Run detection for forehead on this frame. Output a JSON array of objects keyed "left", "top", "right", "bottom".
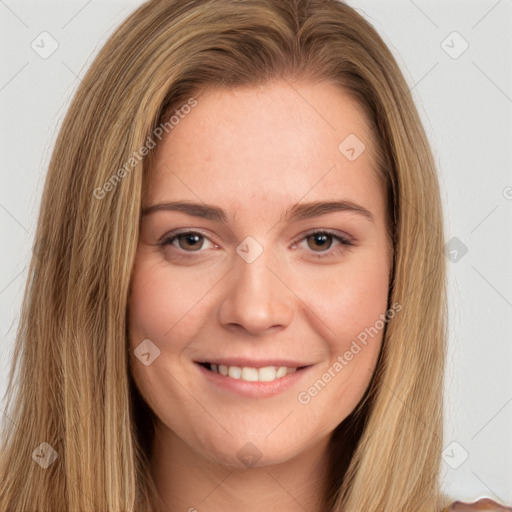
[{"left": 147, "top": 80, "right": 383, "bottom": 218}]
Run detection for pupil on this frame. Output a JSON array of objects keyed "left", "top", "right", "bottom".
[
  {"left": 310, "top": 233, "right": 332, "bottom": 251},
  {"left": 181, "top": 234, "right": 202, "bottom": 250}
]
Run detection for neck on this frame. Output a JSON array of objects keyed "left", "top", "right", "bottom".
[{"left": 150, "top": 424, "right": 332, "bottom": 512}]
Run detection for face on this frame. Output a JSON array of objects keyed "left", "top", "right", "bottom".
[{"left": 128, "top": 80, "right": 393, "bottom": 468}]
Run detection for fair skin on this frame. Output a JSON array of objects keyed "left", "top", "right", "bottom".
[{"left": 128, "top": 80, "right": 393, "bottom": 512}]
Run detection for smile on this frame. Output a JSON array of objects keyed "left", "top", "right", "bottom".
[
  {"left": 195, "top": 360, "right": 312, "bottom": 398},
  {"left": 199, "top": 362, "right": 301, "bottom": 382}
]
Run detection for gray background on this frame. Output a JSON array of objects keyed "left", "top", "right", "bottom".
[{"left": 1, "top": 0, "right": 511, "bottom": 503}]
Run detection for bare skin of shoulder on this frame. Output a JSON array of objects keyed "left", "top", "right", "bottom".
[{"left": 449, "top": 497, "right": 512, "bottom": 511}]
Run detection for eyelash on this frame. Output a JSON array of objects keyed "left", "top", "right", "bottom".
[{"left": 157, "top": 229, "right": 354, "bottom": 260}]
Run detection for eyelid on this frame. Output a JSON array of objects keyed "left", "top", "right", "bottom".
[
  {"left": 158, "top": 227, "right": 354, "bottom": 259},
  {"left": 159, "top": 228, "right": 352, "bottom": 246},
  {"left": 290, "top": 227, "right": 354, "bottom": 247},
  {"left": 157, "top": 228, "right": 218, "bottom": 247}
]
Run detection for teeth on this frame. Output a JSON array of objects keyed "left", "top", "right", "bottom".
[
  {"left": 209, "top": 364, "right": 298, "bottom": 382},
  {"left": 259, "top": 366, "right": 277, "bottom": 382},
  {"left": 278, "top": 366, "right": 290, "bottom": 378},
  {"left": 228, "top": 366, "right": 241, "bottom": 379}
]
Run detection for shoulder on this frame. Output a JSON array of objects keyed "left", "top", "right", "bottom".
[{"left": 442, "top": 497, "right": 512, "bottom": 511}]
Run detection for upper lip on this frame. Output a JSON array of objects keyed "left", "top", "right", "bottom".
[{"left": 195, "top": 358, "right": 312, "bottom": 369}]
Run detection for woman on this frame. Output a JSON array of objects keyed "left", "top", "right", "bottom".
[{"left": 0, "top": 0, "right": 509, "bottom": 511}]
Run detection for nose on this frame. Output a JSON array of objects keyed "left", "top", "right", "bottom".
[{"left": 217, "top": 246, "right": 295, "bottom": 336}]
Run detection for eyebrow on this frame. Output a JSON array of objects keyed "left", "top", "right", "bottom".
[{"left": 141, "top": 199, "right": 374, "bottom": 223}]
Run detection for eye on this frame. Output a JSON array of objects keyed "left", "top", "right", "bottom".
[
  {"left": 292, "top": 229, "right": 353, "bottom": 259},
  {"left": 158, "top": 230, "right": 216, "bottom": 253},
  {"left": 157, "top": 229, "right": 353, "bottom": 260}
]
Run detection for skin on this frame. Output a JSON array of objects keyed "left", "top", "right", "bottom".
[{"left": 128, "top": 80, "right": 393, "bottom": 512}]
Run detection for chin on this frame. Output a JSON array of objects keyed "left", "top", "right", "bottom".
[{"left": 192, "top": 427, "right": 322, "bottom": 470}]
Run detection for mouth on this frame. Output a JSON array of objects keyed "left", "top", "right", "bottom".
[{"left": 196, "top": 362, "right": 310, "bottom": 383}]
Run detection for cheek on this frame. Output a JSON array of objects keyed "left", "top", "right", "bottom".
[
  {"left": 127, "top": 257, "right": 211, "bottom": 420},
  {"left": 294, "top": 249, "right": 390, "bottom": 402},
  {"left": 297, "top": 247, "right": 390, "bottom": 343},
  {"left": 128, "top": 256, "right": 216, "bottom": 347}
]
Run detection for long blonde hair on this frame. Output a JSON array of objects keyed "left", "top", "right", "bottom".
[{"left": 0, "top": 0, "right": 449, "bottom": 510}]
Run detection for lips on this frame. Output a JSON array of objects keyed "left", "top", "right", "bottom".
[
  {"left": 195, "top": 359, "right": 313, "bottom": 398},
  {"left": 195, "top": 357, "right": 311, "bottom": 369},
  {"left": 199, "top": 362, "right": 302, "bottom": 382},
  {"left": 195, "top": 358, "right": 312, "bottom": 383}
]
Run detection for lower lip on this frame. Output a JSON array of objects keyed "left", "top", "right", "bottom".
[{"left": 195, "top": 363, "right": 312, "bottom": 398}]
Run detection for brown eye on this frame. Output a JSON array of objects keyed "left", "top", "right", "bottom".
[
  {"left": 159, "top": 231, "right": 213, "bottom": 253},
  {"left": 176, "top": 233, "right": 204, "bottom": 251},
  {"left": 306, "top": 232, "right": 334, "bottom": 252},
  {"left": 293, "top": 230, "right": 353, "bottom": 260}
]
